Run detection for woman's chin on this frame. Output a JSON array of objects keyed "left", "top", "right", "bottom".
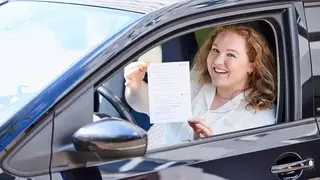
[{"left": 211, "top": 80, "right": 229, "bottom": 88}]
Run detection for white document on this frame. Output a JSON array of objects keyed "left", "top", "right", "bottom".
[{"left": 148, "top": 62, "right": 192, "bottom": 123}]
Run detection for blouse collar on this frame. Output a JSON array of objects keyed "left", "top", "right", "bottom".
[{"left": 203, "top": 83, "right": 247, "bottom": 113}]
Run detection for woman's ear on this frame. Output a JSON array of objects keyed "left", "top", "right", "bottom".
[{"left": 248, "top": 63, "right": 254, "bottom": 74}]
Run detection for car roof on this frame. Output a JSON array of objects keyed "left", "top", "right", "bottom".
[
  {"left": 10, "top": 0, "right": 187, "bottom": 14},
  {"left": 11, "top": 0, "right": 313, "bottom": 14}
]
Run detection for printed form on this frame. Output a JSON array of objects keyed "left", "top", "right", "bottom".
[{"left": 148, "top": 62, "right": 192, "bottom": 123}]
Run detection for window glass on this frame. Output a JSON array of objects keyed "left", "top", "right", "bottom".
[{"left": 0, "top": 1, "right": 141, "bottom": 126}]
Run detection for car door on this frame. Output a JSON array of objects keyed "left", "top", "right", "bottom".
[
  {"left": 81, "top": 1, "right": 320, "bottom": 180},
  {"left": 305, "top": 0, "right": 320, "bottom": 135},
  {"left": 13, "top": 1, "right": 317, "bottom": 179}
]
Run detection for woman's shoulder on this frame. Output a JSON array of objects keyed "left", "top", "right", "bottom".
[
  {"left": 190, "top": 79, "right": 203, "bottom": 89},
  {"left": 255, "top": 107, "right": 276, "bottom": 118},
  {"left": 190, "top": 80, "right": 205, "bottom": 99},
  {"left": 246, "top": 106, "right": 276, "bottom": 125}
]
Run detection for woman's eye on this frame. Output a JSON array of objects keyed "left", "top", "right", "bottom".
[
  {"left": 227, "top": 53, "right": 236, "bottom": 58},
  {"left": 212, "top": 48, "right": 219, "bottom": 53}
]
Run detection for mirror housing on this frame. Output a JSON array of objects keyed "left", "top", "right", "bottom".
[{"left": 72, "top": 117, "right": 147, "bottom": 159}]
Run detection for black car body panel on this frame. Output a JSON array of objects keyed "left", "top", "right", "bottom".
[
  {"left": 1, "top": 0, "right": 320, "bottom": 179},
  {"left": 122, "top": 120, "right": 320, "bottom": 179}
]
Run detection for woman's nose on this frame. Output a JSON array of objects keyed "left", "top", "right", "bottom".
[{"left": 213, "top": 54, "right": 224, "bottom": 65}]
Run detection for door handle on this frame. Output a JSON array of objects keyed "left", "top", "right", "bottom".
[{"left": 271, "top": 158, "right": 314, "bottom": 174}]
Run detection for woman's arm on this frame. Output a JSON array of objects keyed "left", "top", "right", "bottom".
[{"left": 125, "top": 81, "right": 150, "bottom": 115}]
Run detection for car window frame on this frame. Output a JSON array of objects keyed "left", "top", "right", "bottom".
[
  {"left": 49, "top": 2, "right": 300, "bottom": 127},
  {"left": 37, "top": 0, "right": 305, "bottom": 174},
  {"left": 51, "top": 0, "right": 299, "bottom": 157},
  {"left": 68, "top": 3, "right": 295, "bottom": 133},
  {"left": 89, "top": 4, "right": 299, "bottom": 149}
]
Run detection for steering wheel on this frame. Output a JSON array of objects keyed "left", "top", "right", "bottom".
[{"left": 95, "top": 86, "right": 137, "bottom": 125}]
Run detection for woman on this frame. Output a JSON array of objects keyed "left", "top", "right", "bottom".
[{"left": 124, "top": 24, "right": 277, "bottom": 147}]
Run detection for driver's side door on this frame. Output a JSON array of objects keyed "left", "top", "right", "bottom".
[
  {"left": 91, "top": 1, "right": 320, "bottom": 180},
  {"left": 42, "top": 0, "right": 320, "bottom": 179}
]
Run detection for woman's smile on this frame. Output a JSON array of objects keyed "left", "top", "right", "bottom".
[{"left": 213, "top": 67, "right": 229, "bottom": 75}]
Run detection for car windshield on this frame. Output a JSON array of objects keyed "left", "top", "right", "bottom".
[{"left": 0, "top": 1, "right": 142, "bottom": 125}]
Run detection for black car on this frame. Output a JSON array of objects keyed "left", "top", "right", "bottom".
[{"left": 0, "top": 0, "right": 320, "bottom": 179}]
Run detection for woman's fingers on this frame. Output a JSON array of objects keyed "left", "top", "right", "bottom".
[
  {"left": 194, "top": 129, "right": 202, "bottom": 138},
  {"left": 188, "top": 119, "right": 202, "bottom": 125},
  {"left": 124, "top": 62, "right": 149, "bottom": 89},
  {"left": 124, "top": 62, "right": 149, "bottom": 76},
  {"left": 195, "top": 123, "right": 212, "bottom": 137},
  {"left": 124, "top": 78, "right": 142, "bottom": 90},
  {"left": 188, "top": 119, "right": 200, "bottom": 131},
  {"left": 188, "top": 119, "right": 212, "bottom": 138},
  {"left": 124, "top": 64, "right": 148, "bottom": 80},
  {"left": 198, "top": 120, "right": 211, "bottom": 130},
  {"left": 188, "top": 120, "right": 196, "bottom": 128},
  {"left": 125, "top": 61, "right": 149, "bottom": 71}
]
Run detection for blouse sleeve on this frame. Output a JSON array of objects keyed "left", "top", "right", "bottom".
[
  {"left": 244, "top": 107, "right": 276, "bottom": 130},
  {"left": 125, "top": 81, "right": 150, "bottom": 115},
  {"left": 190, "top": 80, "right": 202, "bottom": 101}
]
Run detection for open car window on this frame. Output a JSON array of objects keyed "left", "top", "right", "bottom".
[{"left": 97, "top": 20, "right": 280, "bottom": 150}]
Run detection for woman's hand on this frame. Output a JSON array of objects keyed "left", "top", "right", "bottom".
[
  {"left": 188, "top": 119, "right": 212, "bottom": 139},
  {"left": 124, "top": 61, "right": 149, "bottom": 91}
]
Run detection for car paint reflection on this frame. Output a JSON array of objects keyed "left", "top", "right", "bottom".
[{"left": 93, "top": 120, "right": 318, "bottom": 178}]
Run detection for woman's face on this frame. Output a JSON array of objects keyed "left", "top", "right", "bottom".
[{"left": 207, "top": 31, "right": 253, "bottom": 89}]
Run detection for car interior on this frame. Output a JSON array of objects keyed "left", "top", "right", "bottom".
[{"left": 93, "top": 20, "right": 281, "bottom": 149}]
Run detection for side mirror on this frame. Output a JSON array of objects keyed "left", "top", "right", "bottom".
[{"left": 72, "top": 117, "right": 147, "bottom": 159}]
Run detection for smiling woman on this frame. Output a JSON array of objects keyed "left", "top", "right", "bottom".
[
  {"left": 188, "top": 24, "right": 277, "bottom": 138},
  {"left": 193, "top": 24, "right": 277, "bottom": 111},
  {"left": 123, "top": 23, "right": 277, "bottom": 148}
]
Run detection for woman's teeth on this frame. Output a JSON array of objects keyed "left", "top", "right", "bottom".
[{"left": 214, "top": 67, "right": 228, "bottom": 73}]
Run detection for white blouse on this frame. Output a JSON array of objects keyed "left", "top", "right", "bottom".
[{"left": 125, "top": 81, "right": 276, "bottom": 149}]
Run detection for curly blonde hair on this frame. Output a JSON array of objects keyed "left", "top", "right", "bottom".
[{"left": 192, "top": 24, "right": 277, "bottom": 110}]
